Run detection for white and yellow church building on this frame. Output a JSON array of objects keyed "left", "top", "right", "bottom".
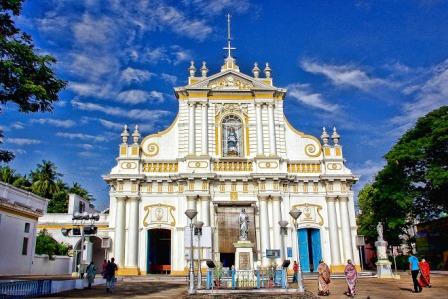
[{"left": 101, "top": 41, "right": 360, "bottom": 275}]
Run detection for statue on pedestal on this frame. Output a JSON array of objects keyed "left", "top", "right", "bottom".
[
  {"left": 377, "top": 222, "right": 384, "bottom": 241},
  {"left": 239, "top": 208, "right": 249, "bottom": 241}
]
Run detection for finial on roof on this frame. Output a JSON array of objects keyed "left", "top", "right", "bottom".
[
  {"left": 132, "top": 125, "right": 140, "bottom": 144},
  {"left": 264, "top": 62, "right": 272, "bottom": 78},
  {"left": 188, "top": 61, "right": 196, "bottom": 77},
  {"left": 321, "top": 127, "right": 329, "bottom": 145},
  {"left": 331, "top": 127, "right": 340, "bottom": 145},
  {"left": 121, "top": 125, "right": 129, "bottom": 144},
  {"left": 252, "top": 62, "right": 260, "bottom": 78},
  {"left": 223, "top": 13, "right": 236, "bottom": 59},
  {"left": 221, "top": 14, "right": 239, "bottom": 72},
  {"left": 201, "top": 61, "right": 208, "bottom": 77}
]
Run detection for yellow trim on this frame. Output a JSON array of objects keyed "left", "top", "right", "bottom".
[
  {"left": 324, "top": 147, "right": 331, "bottom": 156},
  {"left": 179, "top": 93, "right": 283, "bottom": 101},
  {"left": 120, "top": 145, "right": 127, "bottom": 156},
  {"left": 0, "top": 206, "right": 40, "bottom": 220},
  {"left": 330, "top": 264, "right": 361, "bottom": 273},
  {"left": 170, "top": 270, "right": 188, "bottom": 275},
  {"left": 335, "top": 147, "right": 342, "bottom": 156},
  {"left": 117, "top": 267, "right": 140, "bottom": 276},
  {"left": 187, "top": 91, "right": 208, "bottom": 98},
  {"left": 143, "top": 204, "right": 176, "bottom": 227},
  {"left": 284, "top": 117, "right": 322, "bottom": 157}
]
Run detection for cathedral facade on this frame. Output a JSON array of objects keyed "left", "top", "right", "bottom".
[{"left": 103, "top": 53, "right": 360, "bottom": 275}]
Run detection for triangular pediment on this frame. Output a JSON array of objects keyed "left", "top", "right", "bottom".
[{"left": 186, "top": 70, "right": 278, "bottom": 91}]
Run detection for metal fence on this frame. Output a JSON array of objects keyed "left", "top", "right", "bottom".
[
  {"left": 206, "top": 268, "right": 287, "bottom": 290},
  {"left": 0, "top": 280, "right": 52, "bottom": 298}
]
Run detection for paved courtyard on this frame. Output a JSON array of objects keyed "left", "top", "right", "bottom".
[{"left": 39, "top": 273, "right": 448, "bottom": 299}]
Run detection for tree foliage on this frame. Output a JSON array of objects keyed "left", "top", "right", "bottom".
[
  {"left": 0, "top": 162, "right": 93, "bottom": 213},
  {"left": 35, "top": 229, "right": 68, "bottom": 259},
  {"left": 0, "top": 0, "right": 67, "bottom": 162},
  {"left": 358, "top": 106, "right": 448, "bottom": 245}
]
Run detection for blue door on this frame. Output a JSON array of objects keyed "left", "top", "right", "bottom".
[
  {"left": 298, "top": 229, "right": 310, "bottom": 272},
  {"left": 310, "top": 229, "right": 322, "bottom": 272}
]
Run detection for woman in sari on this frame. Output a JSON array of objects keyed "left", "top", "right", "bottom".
[
  {"left": 419, "top": 258, "right": 431, "bottom": 288},
  {"left": 344, "top": 259, "right": 358, "bottom": 297},
  {"left": 317, "top": 260, "right": 331, "bottom": 296},
  {"left": 86, "top": 261, "right": 96, "bottom": 289}
]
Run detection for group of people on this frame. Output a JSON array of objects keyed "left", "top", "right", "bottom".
[
  {"left": 81, "top": 258, "right": 118, "bottom": 292},
  {"left": 292, "top": 259, "right": 358, "bottom": 297},
  {"left": 408, "top": 255, "right": 431, "bottom": 293}
]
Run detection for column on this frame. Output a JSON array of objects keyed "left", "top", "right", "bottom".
[
  {"left": 126, "top": 197, "right": 140, "bottom": 269},
  {"left": 259, "top": 196, "right": 270, "bottom": 266},
  {"left": 339, "top": 196, "right": 354, "bottom": 262},
  {"left": 201, "top": 103, "right": 208, "bottom": 155},
  {"left": 201, "top": 196, "right": 210, "bottom": 226},
  {"left": 188, "top": 102, "right": 196, "bottom": 155},
  {"left": 267, "top": 103, "right": 277, "bottom": 155},
  {"left": 327, "top": 197, "right": 341, "bottom": 265},
  {"left": 272, "top": 196, "right": 282, "bottom": 264},
  {"left": 114, "top": 197, "right": 126, "bottom": 266},
  {"left": 255, "top": 103, "right": 264, "bottom": 155}
]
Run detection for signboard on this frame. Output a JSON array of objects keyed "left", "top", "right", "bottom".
[
  {"left": 266, "top": 249, "right": 280, "bottom": 258},
  {"left": 184, "top": 226, "right": 212, "bottom": 248},
  {"left": 101, "top": 237, "right": 111, "bottom": 249},
  {"left": 287, "top": 247, "right": 293, "bottom": 258},
  {"left": 356, "top": 235, "right": 365, "bottom": 247},
  {"left": 239, "top": 253, "right": 250, "bottom": 270}
]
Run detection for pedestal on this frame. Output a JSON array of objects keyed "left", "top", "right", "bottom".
[
  {"left": 375, "top": 240, "right": 393, "bottom": 278},
  {"left": 233, "top": 240, "right": 254, "bottom": 270}
]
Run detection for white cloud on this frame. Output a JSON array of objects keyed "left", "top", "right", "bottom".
[
  {"left": 71, "top": 100, "right": 171, "bottom": 120},
  {"left": 98, "top": 119, "right": 123, "bottom": 130},
  {"left": 301, "top": 59, "right": 391, "bottom": 91},
  {"left": 72, "top": 15, "right": 116, "bottom": 47},
  {"left": 183, "top": 0, "right": 251, "bottom": 16},
  {"left": 121, "top": 67, "right": 155, "bottom": 83},
  {"left": 11, "top": 122, "right": 25, "bottom": 129},
  {"left": 391, "top": 59, "right": 448, "bottom": 133},
  {"left": 56, "top": 132, "right": 106, "bottom": 142},
  {"left": 6, "top": 138, "right": 41, "bottom": 145},
  {"left": 161, "top": 73, "right": 178, "bottom": 85},
  {"left": 31, "top": 118, "right": 76, "bottom": 128},
  {"left": 117, "top": 90, "right": 165, "bottom": 104},
  {"left": 287, "top": 83, "right": 340, "bottom": 112}
]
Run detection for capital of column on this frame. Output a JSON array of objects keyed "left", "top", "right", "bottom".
[
  {"left": 188, "top": 102, "right": 196, "bottom": 107},
  {"left": 267, "top": 103, "right": 275, "bottom": 108},
  {"left": 326, "top": 195, "right": 339, "bottom": 202}
]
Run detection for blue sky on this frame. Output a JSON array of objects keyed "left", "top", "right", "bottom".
[{"left": 1, "top": 0, "right": 448, "bottom": 210}]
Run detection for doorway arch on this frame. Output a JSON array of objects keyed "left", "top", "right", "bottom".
[
  {"left": 147, "top": 229, "right": 171, "bottom": 274},
  {"left": 298, "top": 228, "right": 322, "bottom": 272}
]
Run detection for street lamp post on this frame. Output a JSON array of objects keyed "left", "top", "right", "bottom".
[
  {"left": 278, "top": 220, "right": 289, "bottom": 260},
  {"left": 289, "top": 208, "right": 304, "bottom": 292},
  {"left": 194, "top": 221, "right": 204, "bottom": 289},
  {"left": 72, "top": 211, "right": 100, "bottom": 278},
  {"left": 185, "top": 209, "right": 198, "bottom": 295}
]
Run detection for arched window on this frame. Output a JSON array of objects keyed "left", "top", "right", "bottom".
[{"left": 222, "top": 115, "right": 243, "bottom": 157}]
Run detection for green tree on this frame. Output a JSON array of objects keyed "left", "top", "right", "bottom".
[
  {"left": 358, "top": 106, "right": 448, "bottom": 244},
  {"left": 0, "top": 0, "right": 67, "bottom": 162},
  {"left": 35, "top": 229, "right": 68, "bottom": 259},
  {"left": 30, "top": 160, "right": 62, "bottom": 198},
  {"left": 47, "top": 190, "right": 68, "bottom": 213},
  {"left": 0, "top": 165, "right": 18, "bottom": 183},
  {"left": 69, "top": 182, "right": 93, "bottom": 201}
]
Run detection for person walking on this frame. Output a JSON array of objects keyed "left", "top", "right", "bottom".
[
  {"left": 344, "top": 259, "right": 358, "bottom": 297},
  {"left": 418, "top": 258, "right": 431, "bottom": 288},
  {"left": 292, "top": 261, "right": 299, "bottom": 283},
  {"left": 86, "top": 261, "right": 96, "bottom": 289},
  {"left": 408, "top": 254, "right": 422, "bottom": 293},
  {"left": 317, "top": 260, "right": 331, "bottom": 296},
  {"left": 106, "top": 258, "right": 118, "bottom": 293},
  {"left": 101, "top": 259, "right": 108, "bottom": 279}
]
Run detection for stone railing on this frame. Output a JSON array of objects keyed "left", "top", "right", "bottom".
[
  {"left": 213, "top": 161, "right": 253, "bottom": 172},
  {"left": 142, "top": 162, "right": 178, "bottom": 172},
  {"left": 287, "top": 162, "right": 321, "bottom": 173}
]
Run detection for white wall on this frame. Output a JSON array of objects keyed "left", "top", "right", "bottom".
[
  {"left": 31, "top": 255, "right": 72, "bottom": 275},
  {"left": 0, "top": 212, "right": 37, "bottom": 275}
]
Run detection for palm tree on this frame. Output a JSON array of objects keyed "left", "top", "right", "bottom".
[
  {"left": 30, "top": 160, "right": 62, "bottom": 198},
  {"left": 0, "top": 165, "right": 18, "bottom": 184},
  {"left": 69, "top": 182, "right": 93, "bottom": 201}
]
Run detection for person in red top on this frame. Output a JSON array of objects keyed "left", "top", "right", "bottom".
[
  {"left": 292, "top": 261, "right": 299, "bottom": 283},
  {"left": 419, "top": 258, "right": 431, "bottom": 288}
]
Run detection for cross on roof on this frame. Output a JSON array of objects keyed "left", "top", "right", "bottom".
[{"left": 223, "top": 13, "right": 236, "bottom": 58}]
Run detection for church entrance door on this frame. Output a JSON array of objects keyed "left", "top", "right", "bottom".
[
  {"left": 298, "top": 228, "right": 322, "bottom": 272},
  {"left": 147, "top": 229, "right": 171, "bottom": 274},
  {"left": 216, "top": 205, "right": 255, "bottom": 268}
]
